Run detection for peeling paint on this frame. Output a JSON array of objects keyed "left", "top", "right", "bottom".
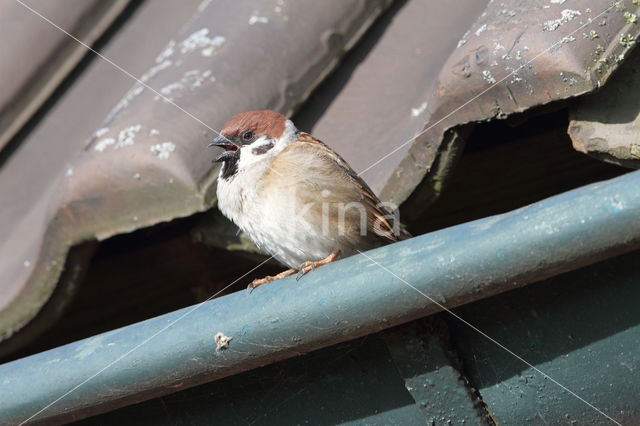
[
  {"left": 249, "top": 15, "right": 269, "bottom": 25},
  {"left": 159, "top": 82, "right": 183, "bottom": 99},
  {"left": 562, "top": 35, "right": 576, "bottom": 43},
  {"left": 106, "top": 85, "right": 145, "bottom": 122},
  {"left": 156, "top": 69, "right": 216, "bottom": 102},
  {"left": 180, "top": 28, "right": 225, "bottom": 56},
  {"left": 134, "top": 40, "right": 177, "bottom": 85},
  {"left": 214, "top": 332, "right": 232, "bottom": 350},
  {"left": 150, "top": 142, "right": 176, "bottom": 159},
  {"left": 94, "top": 138, "right": 115, "bottom": 152},
  {"left": 75, "top": 336, "right": 104, "bottom": 360},
  {"left": 623, "top": 12, "right": 638, "bottom": 24},
  {"left": 197, "top": 0, "right": 213, "bottom": 13},
  {"left": 542, "top": 9, "right": 581, "bottom": 32},
  {"left": 475, "top": 24, "right": 487, "bottom": 36},
  {"left": 155, "top": 40, "right": 175, "bottom": 63},
  {"left": 140, "top": 60, "right": 172, "bottom": 83},
  {"left": 115, "top": 125, "right": 142, "bottom": 149},
  {"left": 457, "top": 30, "right": 471, "bottom": 48},
  {"left": 584, "top": 30, "right": 599, "bottom": 40},
  {"left": 620, "top": 33, "right": 636, "bottom": 48},
  {"left": 94, "top": 127, "right": 109, "bottom": 138},
  {"left": 607, "top": 196, "right": 625, "bottom": 213},
  {"left": 482, "top": 69, "right": 497, "bottom": 84},
  {"left": 411, "top": 102, "right": 428, "bottom": 117},
  {"left": 560, "top": 72, "right": 578, "bottom": 87}
]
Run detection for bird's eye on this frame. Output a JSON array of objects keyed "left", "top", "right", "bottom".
[{"left": 242, "top": 131, "right": 254, "bottom": 141}]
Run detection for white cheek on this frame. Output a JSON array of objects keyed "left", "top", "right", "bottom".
[
  {"left": 237, "top": 133, "right": 295, "bottom": 172},
  {"left": 237, "top": 136, "right": 271, "bottom": 171}
]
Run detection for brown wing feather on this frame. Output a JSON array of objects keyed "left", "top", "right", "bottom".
[{"left": 293, "top": 133, "right": 410, "bottom": 243}]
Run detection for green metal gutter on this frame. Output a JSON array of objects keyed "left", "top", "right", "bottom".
[
  {"left": 80, "top": 320, "right": 486, "bottom": 425},
  {"left": 449, "top": 249, "right": 640, "bottom": 424},
  {"left": 2, "top": 170, "right": 640, "bottom": 424}
]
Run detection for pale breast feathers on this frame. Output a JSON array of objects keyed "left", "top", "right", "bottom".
[{"left": 262, "top": 133, "right": 409, "bottom": 244}]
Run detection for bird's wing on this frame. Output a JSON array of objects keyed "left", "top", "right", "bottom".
[{"left": 279, "top": 132, "right": 410, "bottom": 243}]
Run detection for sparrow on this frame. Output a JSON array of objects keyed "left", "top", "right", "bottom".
[{"left": 210, "top": 110, "right": 410, "bottom": 290}]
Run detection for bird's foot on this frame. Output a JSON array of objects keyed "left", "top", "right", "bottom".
[
  {"left": 296, "top": 250, "right": 341, "bottom": 281},
  {"left": 248, "top": 268, "right": 298, "bottom": 292}
]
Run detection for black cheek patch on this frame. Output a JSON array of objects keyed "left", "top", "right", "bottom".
[
  {"left": 220, "top": 155, "right": 239, "bottom": 180},
  {"left": 251, "top": 141, "right": 274, "bottom": 155}
]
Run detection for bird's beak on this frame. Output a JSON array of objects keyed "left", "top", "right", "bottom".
[{"left": 209, "top": 135, "right": 239, "bottom": 162}]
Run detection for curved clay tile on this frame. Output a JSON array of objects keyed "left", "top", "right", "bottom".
[
  {"left": 0, "top": 0, "right": 392, "bottom": 353},
  {"left": 381, "top": 0, "right": 640, "bottom": 210},
  {"left": 0, "top": 0, "right": 130, "bottom": 151}
]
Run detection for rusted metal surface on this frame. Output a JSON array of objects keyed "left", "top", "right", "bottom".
[
  {"left": 569, "top": 48, "right": 640, "bottom": 169},
  {"left": 0, "top": 0, "right": 130, "bottom": 152},
  {"left": 0, "top": 0, "right": 391, "bottom": 351},
  {"left": 384, "top": 0, "right": 640, "bottom": 206}
]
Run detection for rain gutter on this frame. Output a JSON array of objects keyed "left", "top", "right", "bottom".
[{"left": 2, "top": 170, "right": 640, "bottom": 424}]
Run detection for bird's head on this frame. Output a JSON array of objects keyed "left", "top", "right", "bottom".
[{"left": 209, "top": 110, "right": 297, "bottom": 180}]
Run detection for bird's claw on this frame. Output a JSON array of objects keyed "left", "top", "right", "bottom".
[
  {"left": 296, "top": 261, "right": 313, "bottom": 281},
  {"left": 247, "top": 268, "right": 299, "bottom": 292},
  {"left": 295, "top": 251, "right": 341, "bottom": 281},
  {"left": 248, "top": 252, "right": 340, "bottom": 291},
  {"left": 247, "top": 277, "right": 268, "bottom": 293}
]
